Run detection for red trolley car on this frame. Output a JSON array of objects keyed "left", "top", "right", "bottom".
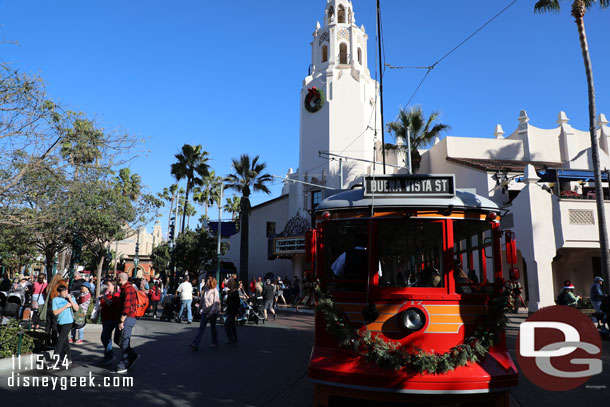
[{"left": 307, "top": 174, "right": 518, "bottom": 406}]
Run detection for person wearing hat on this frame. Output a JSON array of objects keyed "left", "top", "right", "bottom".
[
  {"left": 70, "top": 282, "right": 93, "bottom": 344},
  {"left": 558, "top": 280, "right": 580, "bottom": 307},
  {"left": 590, "top": 276, "right": 607, "bottom": 328}
]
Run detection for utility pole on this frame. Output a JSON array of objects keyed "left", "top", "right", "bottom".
[{"left": 376, "top": 0, "right": 386, "bottom": 174}]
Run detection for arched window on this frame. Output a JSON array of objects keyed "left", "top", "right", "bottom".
[
  {"left": 357, "top": 48, "right": 362, "bottom": 64},
  {"left": 338, "top": 5, "right": 346, "bottom": 23},
  {"left": 322, "top": 45, "right": 328, "bottom": 63},
  {"left": 339, "top": 43, "right": 348, "bottom": 64},
  {"left": 348, "top": 8, "right": 353, "bottom": 24},
  {"left": 327, "top": 6, "right": 334, "bottom": 24}
]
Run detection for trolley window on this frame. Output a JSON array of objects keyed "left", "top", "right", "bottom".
[
  {"left": 323, "top": 220, "right": 369, "bottom": 291},
  {"left": 453, "top": 220, "right": 494, "bottom": 294},
  {"left": 376, "top": 220, "right": 444, "bottom": 288}
]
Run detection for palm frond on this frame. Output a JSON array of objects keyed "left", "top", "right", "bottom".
[{"left": 534, "top": 0, "right": 561, "bottom": 13}]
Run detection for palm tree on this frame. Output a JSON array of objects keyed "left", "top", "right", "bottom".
[
  {"left": 224, "top": 195, "right": 241, "bottom": 223},
  {"left": 193, "top": 171, "right": 223, "bottom": 221},
  {"left": 226, "top": 154, "right": 273, "bottom": 283},
  {"left": 534, "top": 0, "right": 610, "bottom": 291},
  {"left": 385, "top": 105, "right": 450, "bottom": 173},
  {"left": 170, "top": 144, "right": 210, "bottom": 234},
  {"left": 115, "top": 168, "right": 141, "bottom": 201},
  {"left": 60, "top": 118, "right": 104, "bottom": 178},
  {"left": 157, "top": 183, "right": 179, "bottom": 239}
]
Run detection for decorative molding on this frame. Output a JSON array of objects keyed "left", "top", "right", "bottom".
[{"left": 281, "top": 213, "right": 311, "bottom": 236}]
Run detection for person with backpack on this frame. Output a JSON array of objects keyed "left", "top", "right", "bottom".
[
  {"left": 150, "top": 282, "right": 161, "bottom": 319},
  {"left": 113, "top": 272, "right": 141, "bottom": 374}
]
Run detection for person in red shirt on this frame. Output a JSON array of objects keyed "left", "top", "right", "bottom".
[
  {"left": 113, "top": 272, "right": 140, "bottom": 374},
  {"left": 149, "top": 282, "right": 161, "bottom": 318},
  {"left": 99, "top": 279, "right": 121, "bottom": 366},
  {"left": 249, "top": 278, "right": 256, "bottom": 295}
]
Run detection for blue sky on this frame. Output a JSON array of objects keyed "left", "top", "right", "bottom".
[{"left": 1, "top": 0, "right": 609, "bottom": 233}]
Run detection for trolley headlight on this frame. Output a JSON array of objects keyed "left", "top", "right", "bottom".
[{"left": 401, "top": 308, "right": 426, "bottom": 332}]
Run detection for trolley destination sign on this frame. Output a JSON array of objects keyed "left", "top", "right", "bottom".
[{"left": 363, "top": 174, "right": 455, "bottom": 197}]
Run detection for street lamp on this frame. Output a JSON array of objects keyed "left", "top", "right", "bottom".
[
  {"left": 216, "top": 183, "right": 224, "bottom": 289},
  {"left": 134, "top": 229, "right": 140, "bottom": 277}
]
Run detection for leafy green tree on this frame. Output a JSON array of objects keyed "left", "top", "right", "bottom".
[
  {"left": 151, "top": 241, "right": 171, "bottom": 276},
  {"left": 170, "top": 144, "right": 210, "bottom": 235},
  {"left": 534, "top": 0, "right": 610, "bottom": 292},
  {"left": 226, "top": 154, "right": 272, "bottom": 283},
  {"left": 173, "top": 228, "right": 225, "bottom": 281},
  {"left": 385, "top": 105, "right": 450, "bottom": 173}
]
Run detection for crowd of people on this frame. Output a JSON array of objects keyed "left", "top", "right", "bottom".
[{"left": 0, "top": 269, "right": 325, "bottom": 375}]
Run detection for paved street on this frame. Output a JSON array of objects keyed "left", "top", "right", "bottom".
[
  {"left": 0, "top": 311, "right": 609, "bottom": 406},
  {"left": 0, "top": 311, "right": 315, "bottom": 406}
]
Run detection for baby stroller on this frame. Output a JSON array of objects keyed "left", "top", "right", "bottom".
[
  {"left": 241, "top": 295, "right": 265, "bottom": 325},
  {"left": 160, "top": 294, "right": 180, "bottom": 322},
  {"left": 2, "top": 292, "right": 25, "bottom": 318}
]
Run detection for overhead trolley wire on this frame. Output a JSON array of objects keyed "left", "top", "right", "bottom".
[{"left": 386, "top": 0, "right": 519, "bottom": 106}]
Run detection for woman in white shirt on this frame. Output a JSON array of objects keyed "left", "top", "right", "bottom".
[{"left": 189, "top": 276, "right": 220, "bottom": 350}]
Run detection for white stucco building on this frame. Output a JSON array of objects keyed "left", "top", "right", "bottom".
[{"left": 420, "top": 110, "right": 610, "bottom": 311}]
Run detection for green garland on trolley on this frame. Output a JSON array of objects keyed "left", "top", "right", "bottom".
[{"left": 314, "top": 283, "right": 514, "bottom": 374}]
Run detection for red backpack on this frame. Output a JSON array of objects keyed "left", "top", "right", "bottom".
[{"left": 135, "top": 290, "right": 150, "bottom": 318}]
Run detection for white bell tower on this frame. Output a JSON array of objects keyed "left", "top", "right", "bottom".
[{"left": 295, "top": 0, "right": 381, "bottom": 203}]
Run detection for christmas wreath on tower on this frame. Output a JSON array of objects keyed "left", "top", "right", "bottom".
[{"left": 304, "top": 87, "right": 325, "bottom": 113}]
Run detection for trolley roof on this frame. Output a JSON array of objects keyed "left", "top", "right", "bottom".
[{"left": 315, "top": 187, "right": 499, "bottom": 213}]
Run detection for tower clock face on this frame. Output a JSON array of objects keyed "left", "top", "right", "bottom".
[{"left": 305, "top": 87, "right": 324, "bottom": 113}]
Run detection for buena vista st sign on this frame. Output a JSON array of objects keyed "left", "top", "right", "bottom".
[{"left": 363, "top": 174, "right": 455, "bottom": 198}]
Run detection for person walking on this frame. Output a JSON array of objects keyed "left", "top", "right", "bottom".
[
  {"left": 190, "top": 276, "right": 220, "bottom": 350},
  {"left": 71, "top": 282, "right": 92, "bottom": 344},
  {"left": 275, "top": 277, "right": 287, "bottom": 306},
  {"left": 31, "top": 274, "right": 48, "bottom": 329},
  {"left": 262, "top": 279, "right": 277, "bottom": 321},
  {"left": 50, "top": 285, "right": 79, "bottom": 367},
  {"left": 224, "top": 279, "right": 239, "bottom": 344},
  {"left": 150, "top": 282, "right": 161, "bottom": 319},
  {"left": 99, "top": 279, "right": 121, "bottom": 367},
  {"left": 114, "top": 272, "right": 140, "bottom": 374},
  {"left": 590, "top": 276, "right": 608, "bottom": 328},
  {"left": 44, "top": 274, "right": 67, "bottom": 347},
  {"left": 175, "top": 278, "right": 193, "bottom": 324},
  {"left": 291, "top": 277, "right": 301, "bottom": 312},
  {"left": 255, "top": 277, "right": 264, "bottom": 297}
]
